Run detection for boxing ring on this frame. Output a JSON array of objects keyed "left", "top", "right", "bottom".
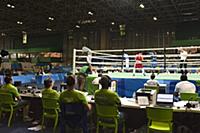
[{"left": 73, "top": 46, "right": 200, "bottom": 97}]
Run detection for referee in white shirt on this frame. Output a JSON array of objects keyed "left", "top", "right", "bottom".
[{"left": 179, "top": 48, "right": 188, "bottom": 74}]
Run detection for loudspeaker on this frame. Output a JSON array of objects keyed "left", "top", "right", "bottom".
[{"left": 0, "top": 50, "right": 9, "bottom": 57}]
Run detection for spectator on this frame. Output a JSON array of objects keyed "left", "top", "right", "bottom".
[{"left": 37, "top": 67, "right": 45, "bottom": 75}]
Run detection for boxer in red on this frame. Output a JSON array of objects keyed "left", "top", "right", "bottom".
[{"left": 133, "top": 52, "right": 146, "bottom": 76}]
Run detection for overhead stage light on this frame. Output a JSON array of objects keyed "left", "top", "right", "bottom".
[
  {"left": 1, "top": 33, "right": 6, "bottom": 36},
  {"left": 153, "top": 17, "right": 157, "bottom": 21},
  {"left": 17, "top": 21, "right": 23, "bottom": 24},
  {"left": 88, "top": 11, "right": 93, "bottom": 16},
  {"left": 139, "top": 4, "right": 145, "bottom": 9},
  {"left": 48, "top": 17, "right": 54, "bottom": 21},
  {"left": 7, "top": 4, "right": 11, "bottom": 7},
  {"left": 46, "top": 28, "right": 52, "bottom": 31},
  {"left": 7, "top": 3, "right": 15, "bottom": 8},
  {"left": 111, "top": 22, "right": 115, "bottom": 25},
  {"left": 75, "top": 25, "right": 80, "bottom": 28}
]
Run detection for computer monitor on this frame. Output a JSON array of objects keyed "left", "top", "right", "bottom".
[
  {"left": 156, "top": 94, "right": 174, "bottom": 106},
  {"left": 14, "top": 81, "right": 22, "bottom": 87}
]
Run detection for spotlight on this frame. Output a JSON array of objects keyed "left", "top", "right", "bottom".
[
  {"left": 153, "top": 17, "right": 157, "bottom": 21},
  {"left": 88, "top": 11, "right": 93, "bottom": 16},
  {"left": 139, "top": 4, "right": 145, "bottom": 9},
  {"left": 75, "top": 25, "right": 80, "bottom": 28}
]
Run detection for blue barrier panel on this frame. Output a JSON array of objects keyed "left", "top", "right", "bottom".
[
  {"left": 0, "top": 75, "right": 4, "bottom": 85},
  {"left": 12, "top": 75, "right": 35, "bottom": 84},
  {"left": 58, "top": 73, "right": 66, "bottom": 81},
  {"left": 113, "top": 78, "right": 124, "bottom": 97},
  {"left": 36, "top": 73, "right": 66, "bottom": 85},
  {"left": 111, "top": 77, "right": 199, "bottom": 97},
  {"left": 124, "top": 78, "right": 147, "bottom": 98}
]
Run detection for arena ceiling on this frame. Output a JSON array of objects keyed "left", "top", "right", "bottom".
[{"left": 0, "top": 0, "right": 199, "bottom": 35}]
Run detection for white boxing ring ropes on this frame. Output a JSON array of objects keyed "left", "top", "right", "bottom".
[{"left": 72, "top": 46, "right": 200, "bottom": 74}]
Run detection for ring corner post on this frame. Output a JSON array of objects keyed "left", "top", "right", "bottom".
[{"left": 73, "top": 49, "right": 76, "bottom": 75}]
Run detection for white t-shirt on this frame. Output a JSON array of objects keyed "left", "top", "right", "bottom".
[
  {"left": 175, "top": 81, "right": 196, "bottom": 94},
  {"left": 92, "top": 77, "right": 101, "bottom": 85},
  {"left": 146, "top": 79, "right": 159, "bottom": 86},
  {"left": 180, "top": 50, "right": 188, "bottom": 61}
]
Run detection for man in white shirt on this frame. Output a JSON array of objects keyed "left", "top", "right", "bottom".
[
  {"left": 145, "top": 73, "right": 159, "bottom": 86},
  {"left": 179, "top": 48, "right": 188, "bottom": 74},
  {"left": 123, "top": 53, "right": 129, "bottom": 69},
  {"left": 174, "top": 74, "right": 196, "bottom": 96}
]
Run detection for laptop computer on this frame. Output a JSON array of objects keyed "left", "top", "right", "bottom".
[{"left": 156, "top": 94, "right": 174, "bottom": 107}]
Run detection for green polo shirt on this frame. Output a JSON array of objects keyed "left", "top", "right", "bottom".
[
  {"left": 42, "top": 88, "right": 60, "bottom": 100},
  {"left": 79, "top": 66, "right": 89, "bottom": 74},
  {"left": 94, "top": 89, "right": 121, "bottom": 106},
  {"left": 0, "top": 83, "right": 20, "bottom": 98},
  {"left": 59, "top": 89, "right": 88, "bottom": 105}
]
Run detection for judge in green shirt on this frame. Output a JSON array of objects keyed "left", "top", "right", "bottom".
[
  {"left": 94, "top": 75, "right": 121, "bottom": 106},
  {"left": 0, "top": 76, "right": 31, "bottom": 121},
  {"left": 59, "top": 75, "right": 91, "bottom": 110},
  {"left": 42, "top": 78, "right": 59, "bottom": 100}
]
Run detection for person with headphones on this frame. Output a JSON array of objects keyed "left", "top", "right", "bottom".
[
  {"left": 59, "top": 75, "right": 91, "bottom": 110},
  {"left": 42, "top": 78, "right": 59, "bottom": 100},
  {"left": 94, "top": 75, "right": 121, "bottom": 107}
]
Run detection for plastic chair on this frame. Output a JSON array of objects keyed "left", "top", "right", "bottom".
[
  {"left": 144, "top": 84, "right": 159, "bottom": 93},
  {"left": 41, "top": 98, "right": 59, "bottom": 132},
  {"left": 196, "top": 80, "right": 200, "bottom": 93},
  {"left": 59, "top": 102, "right": 88, "bottom": 133},
  {"left": 0, "top": 92, "right": 23, "bottom": 127},
  {"left": 180, "top": 93, "right": 198, "bottom": 101},
  {"left": 146, "top": 106, "right": 173, "bottom": 133},
  {"left": 95, "top": 104, "right": 125, "bottom": 133}
]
